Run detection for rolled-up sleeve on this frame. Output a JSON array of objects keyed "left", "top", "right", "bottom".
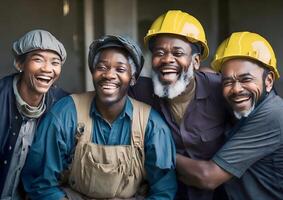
[{"left": 144, "top": 109, "right": 177, "bottom": 200}]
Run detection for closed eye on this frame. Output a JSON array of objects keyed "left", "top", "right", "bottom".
[
  {"left": 95, "top": 64, "right": 107, "bottom": 71},
  {"left": 152, "top": 49, "right": 165, "bottom": 57},
  {"left": 223, "top": 80, "right": 233, "bottom": 87},
  {"left": 51, "top": 61, "right": 61, "bottom": 66},
  {"left": 172, "top": 51, "right": 185, "bottom": 57},
  {"left": 239, "top": 77, "right": 253, "bottom": 83},
  {"left": 32, "top": 57, "right": 44, "bottom": 63},
  {"left": 116, "top": 66, "right": 128, "bottom": 73}
]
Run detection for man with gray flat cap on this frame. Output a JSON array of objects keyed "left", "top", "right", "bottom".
[
  {"left": 0, "top": 29, "right": 68, "bottom": 199},
  {"left": 22, "top": 35, "right": 177, "bottom": 200}
]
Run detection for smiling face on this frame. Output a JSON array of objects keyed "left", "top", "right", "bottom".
[
  {"left": 92, "top": 48, "right": 132, "bottom": 107},
  {"left": 221, "top": 58, "right": 274, "bottom": 119},
  {"left": 17, "top": 50, "right": 62, "bottom": 101},
  {"left": 151, "top": 34, "right": 199, "bottom": 99}
]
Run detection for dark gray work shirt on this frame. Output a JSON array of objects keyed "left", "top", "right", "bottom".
[{"left": 213, "top": 91, "right": 283, "bottom": 200}]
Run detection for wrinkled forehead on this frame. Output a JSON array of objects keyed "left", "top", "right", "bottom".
[
  {"left": 96, "top": 48, "right": 131, "bottom": 66},
  {"left": 152, "top": 34, "right": 192, "bottom": 50},
  {"left": 27, "top": 49, "right": 62, "bottom": 59},
  {"left": 221, "top": 58, "right": 265, "bottom": 78},
  {"left": 98, "top": 47, "right": 129, "bottom": 60}
]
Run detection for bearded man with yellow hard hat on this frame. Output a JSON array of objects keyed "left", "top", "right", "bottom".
[
  {"left": 176, "top": 31, "right": 283, "bottom": 200},
  {"left": 130, "top": 10, "right": 233, "bottom": 200}
]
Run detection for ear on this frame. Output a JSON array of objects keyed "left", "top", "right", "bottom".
[
  {"left": 192, "top": 54, "right": 201, "bottom": 70},
  {"left": 265, "top": 71, "right": 275, "bottom": 92},
  {"left": 130, "top": 75, "right": 136, "bottom": 86},
  {"left": 14, "top": 60, "right": 23, "bottom": 72}
]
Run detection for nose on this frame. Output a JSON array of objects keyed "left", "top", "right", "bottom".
[
  {"left": 41, "top": 61, "right": 53, "bottom": 73},
  {"left": 103, "top": 68, "right": 116, "bottom": 79},
  {"left": 231, "top": 81, "right": 244, "bottom": 94},
  {"left": 162, "top": 52, "right": 175, "bottom": 63}
]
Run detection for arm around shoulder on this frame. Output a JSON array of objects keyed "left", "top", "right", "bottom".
[{"left": 176, "top": 154, "right": 232, "bottom": 190}]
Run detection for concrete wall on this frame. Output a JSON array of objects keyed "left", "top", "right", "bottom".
[
  {"left": 104, "top": 0, "right": 137, "bottom": 40},
  {"left": 0, "top": 0, "right": 85, "bottom": 92},
  {"left": 227, "top": 0, "right": 283, "bottom": 94},
  {"left": 1, "top": 0, "right": 283, "bottom": 95}
]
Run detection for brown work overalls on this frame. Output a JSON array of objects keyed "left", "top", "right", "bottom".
[{"left": 63, "top": 92, "right": 150, "bottom": 200}]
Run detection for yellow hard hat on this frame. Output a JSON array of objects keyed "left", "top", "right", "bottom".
[
  {"left": 144, "top": 10, "right": 209, "bottom": 60},
  {"left": 211, "top": 31, "right": 279, "bottom": 79}
]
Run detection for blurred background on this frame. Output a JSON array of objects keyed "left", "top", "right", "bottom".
[{"left": 1, "top": 0, "right": 283, "bottom": 95}]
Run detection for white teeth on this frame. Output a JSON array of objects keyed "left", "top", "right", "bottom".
[
  {"left": 162, "top": 69, "right": 177, "bottom": 73},
  {"left": 234, "top": 97, "right": 250, "bottom": 103},
  {"left": 102, "top": 86, "right": 116, "bottom": 89},
  {"left": 37, "top": 76, "right": 51, "bottom": 80},
  {"left": 101, "top": 83, "right": 117, "bottom": 89}
]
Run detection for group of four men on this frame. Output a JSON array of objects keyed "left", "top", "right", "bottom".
[{"left": 0, "top": 9, "right": 282, "bottom": 200}]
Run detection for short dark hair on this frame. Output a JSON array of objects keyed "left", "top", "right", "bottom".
[{"left": 189, "top": 42, "right": 202, "bottom": 55}]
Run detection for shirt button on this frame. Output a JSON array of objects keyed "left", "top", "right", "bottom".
[
  {"left": 4, "top": 160, "right": 7, "bottom": 164},
  {"left": 23, "top": 148, "right": 26, "bottom": 152},
  {"left": 9, "top": 146, "right": 12, "bottom": 151},
  {"left": 15, "top": 115, "right": 18, "bottom": 120},
  {"left": 12, "top": 132, "right": 16, "bottom": 136}
]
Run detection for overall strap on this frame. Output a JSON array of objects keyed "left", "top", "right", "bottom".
[
  {"left": 71, "top": 92, "right": 95, "bottom": 142},
  {"left": 129, "top": 97, "right": 151, "bottom": 147}
]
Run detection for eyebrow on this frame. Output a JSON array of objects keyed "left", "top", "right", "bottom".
[
  {"left": 98, "top": 59, "right": 128, "bottom": 65},
  {"left": 172, "top": 47, "right": 185, "bottom": 50},
  {"left": 30, "top": 52, "right": 61, "bottom": 61},
  {"left": 30, "top": 53, "right": 44, "bottom": 58},
  {"left": 222, "top": 73, "right": 252, "bottom": 81}
]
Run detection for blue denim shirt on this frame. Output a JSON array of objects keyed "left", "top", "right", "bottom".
[{"left": 22, "top": 96, "right": 177, "bottom": 200}]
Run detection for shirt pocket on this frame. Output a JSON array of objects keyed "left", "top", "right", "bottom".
[
  {"left": 183, "top": 125, "right": 226, "bottom": 159},
  {"left": 86, "top": 153, "right": 124, "bottom": 198},
  {"left": 199, "top": 125, "right": 226, "bottom": 142}
]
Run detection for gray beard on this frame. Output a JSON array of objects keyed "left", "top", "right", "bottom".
[
  {"left": 152, "top": 62, "right": 194, "bottom": 99},
  {"left": 233, "top": 100, "right": 255, "bottom": 119}
]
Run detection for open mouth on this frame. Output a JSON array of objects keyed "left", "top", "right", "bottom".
[
  {"left": 161, "top": 67, "right": 178, "bottom": 75},
  {"left": 230, "top": 95, "right": 252, "bottom": 110},
  {"left": 35, "top": 75, "right": 53, "bottom": 85},
  {"left": 233, "top": 96, "right": 251, "bottom": 103},
  {"left": 159, "top": 68, "right": 179, "bottom": 82},
  {"left": 99, "top": 82, "right": 119, "bottom": 94}
]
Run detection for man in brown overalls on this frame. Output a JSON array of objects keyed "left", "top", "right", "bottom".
[{"left": 22, "top": 35, "right": 177, "bottom": 200}]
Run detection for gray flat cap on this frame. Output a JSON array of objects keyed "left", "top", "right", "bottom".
[
  {"left": 88, "top": 35, "right": 144, "bottom": 79},
  {"left": 12, "top": 29, "right": 67, "bottom": 64}
]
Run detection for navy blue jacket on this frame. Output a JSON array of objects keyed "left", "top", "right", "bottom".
[{"left": 0, "top": 73, "right": 68, "bottom": 195}]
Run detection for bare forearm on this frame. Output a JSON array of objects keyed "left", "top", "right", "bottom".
[
  {"left": 176, "top": 154, "right": 232, "bottom": 190},
  {"left": 176, "top": 154, "right": 212, "bottom": 189}
]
